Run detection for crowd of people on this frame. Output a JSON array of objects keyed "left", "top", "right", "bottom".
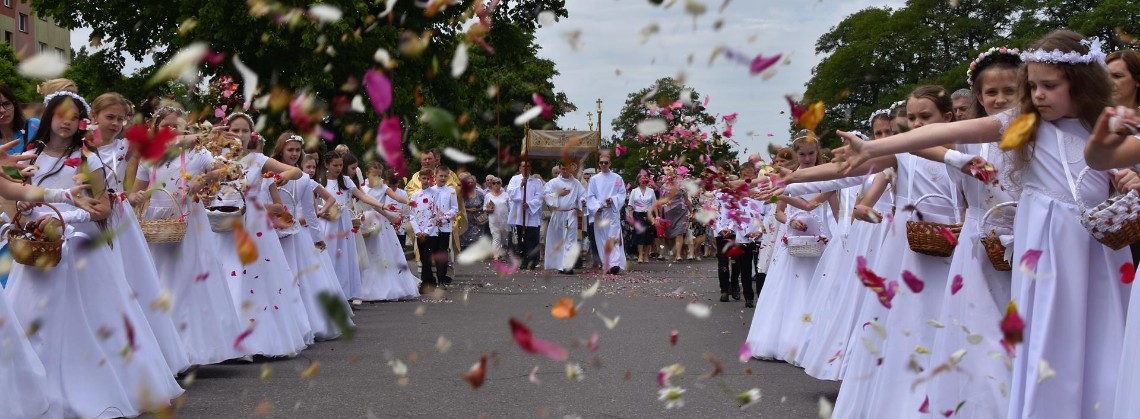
[
  {"left": 733, "top": 30, "right": 1140, "bottom": 419},
  {"left": 6, "top": 27, "right": 1140, "bottom": 419}
]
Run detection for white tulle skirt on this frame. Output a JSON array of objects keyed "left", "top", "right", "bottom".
[
  {"left": 6, "top": 226, "right": 184, "bottom": 418},
  {"left": 110, "top": 200, "right": 190, "bottom": 374},
  {"left": 0, "top": 282, "right": 54, "bottom": 419},
  {"left": 214, "top": 205, "right": 310, "bottom": 357},
  {"left": 279, "top": 229, "right": 353, "bottom": 341},
  {"left": 320, "top": 211, "right": 363, "bottom": 299},
  {"left": 358, "top": 211, "right": 419, "bottom": 301},
  {"left": 147, "top": 205, "right": 247, "bottom": 365}
]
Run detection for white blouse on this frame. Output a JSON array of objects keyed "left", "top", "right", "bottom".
[{"left": 628, "top": 187, "right": 656, "bottom": 212}]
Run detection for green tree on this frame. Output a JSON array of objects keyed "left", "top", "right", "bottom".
[
  {"left": 33, "top": 0, "right": 572, "bottom": 180},
  {"left": 608, "top": 77, "right": 738, "bottom": 179},
  {"left": 0, "top": 44, "right": 39, "bottom": 103}
]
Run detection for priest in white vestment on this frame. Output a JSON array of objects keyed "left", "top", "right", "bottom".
[
  {"left": 585, "top": 154, "right": 627, "bottom": 274},
  {"left": 543, "top": 165, "right": 585, "bottom": 273}
]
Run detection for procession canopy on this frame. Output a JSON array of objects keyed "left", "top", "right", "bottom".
[{"left": 524, "top": 130, "right": 601, "bottom": 159}]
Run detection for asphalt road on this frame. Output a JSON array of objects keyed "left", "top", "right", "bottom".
[{"left": 159, "top": 258, "right": 840, "bottom": 418}]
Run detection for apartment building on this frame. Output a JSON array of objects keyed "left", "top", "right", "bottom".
[{"left": 0, "top": 0, "right": 70, "bottom": 60}]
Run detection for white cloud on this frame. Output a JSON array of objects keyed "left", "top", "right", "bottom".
[{"left": 534, "top": 0, "right": 905, "bottom": 159}]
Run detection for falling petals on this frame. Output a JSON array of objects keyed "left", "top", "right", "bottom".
[
  {"left": 1037, "top": 358, "right": 1056, "bottom": 383},
  {"left": 300, "top": 361, "right": 321, "bottom": 378},
  {"left": 902, "top": 270, "right": 925, "bottom": 293},
  {"left": 532, "top": 93, "right": 553, "bottom": 120},
  {"left": 749, "top": 53, "right": 781, "bottom": 76},
  {"left": 375, "top": 117, "right": 406, "bottom": 177},
  {"left": 17, "top": 52, "right": 68, "bottom": 79},
  {"left": 1019, "top": 249, "right": 1043, "bottom": 276},
  {"left": 738, "top": 341, "right": 752, "bottom": 363},
  {"left": 442, "top": 147, "right": 476, "bottom": 164},
  {"left": 939, "top": 226, "right": 959, "bottom": 246},
  {"left": 233, "top": 55, "right": 258, "bottom": 111},
  {"left": 596, "top": 312, "right": 620, "bottom": 330},
  {"left": 551, "top": 298, "right": 577, "bottom": 320},
  {"left": 919, "top": 396, "right": 931, "bottom": 414},
  {"left": 685, "top": 302, "right": 711, "bottom": 319},
  {"left": 233, "top": 220, "right": 259, "bottom": 265},
  {"left": 508, "top": 317, "right": 568, "bottom": 361},
  {"left": 451, "top": 43, "right": 470, "bottom": 78},
  {"left": 456, "top": 236, "right": 494, "bottom": 264},
  {"left": 637, "top": 118, "right": 668, "bottom": 136},
  {"left": 1000, "top": 301, "right": 1025, "bottom": 354},
  {"left": 581, "top": 280, "right": 600, "bottom": 299},
  {"left": 363, "top": 69, "right": 393, "bottom": 114},
  {"left": 1000, "top": 113, "right": 1037, "bottom": 150},
  {"left": 950, "top": 275, "right": 964, "bottom": 295},
  {"left": 124, "top": 125, "right": 178, "bottom": 162},
  {"left": 1121, "top": 262, "right": 1136, "bottom": 284},
  {"left": 233, "top": 326, "right": 254, "bottom": 351},
  {"left": 307, "top": 4, "right": 343, "bottom": 23},
  {"left": 514, "top": 106, "right": 543, "bottom": 126},
  {"left": 669, "top": 330, "right": 679, "bottom": 346},
  {"left": 462, "top": 355, "right": 487, "bottom": 389},
  {"left": 150, "top": 42, "right": 208, "bottom": 85}
]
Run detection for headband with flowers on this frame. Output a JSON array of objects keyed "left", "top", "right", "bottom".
[
  {"left": 285, "top": 135, "right": 303, "bottom": 143},
  {"left": 967, "top": 47, "right": 1022, "bottom": 85},
  {"left": 866, "top": 109, "right": 891, "bottom": 127},
  {"left": 1020, "top": 37, "right": 1106, "bottom": 67},
  {"left": 227, "top": 112, "right": 255, "bottom": 127},
  {"left": 42, "top": 91, "right": 91, "bottom": 115}
]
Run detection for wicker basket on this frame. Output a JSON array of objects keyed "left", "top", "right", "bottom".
[
  {"left": 6, "top": 203, "right": 65, "bottom": 269},
  {"left": 206, "top": 184, "right": 246, "bottom": 233},
  {"left": 905, "top": 194, "right": 961, "bottom": 257},
  {"left": 1075, "top": 168, "right": 1140, "bottom": 250},
  {"left": 786, "top": 211, "right": 826, "bottom": 258},
  {"left": 979, "top": 202, "right": 1017, "bottom": 272},
  {"left": 137, "top": 189, "right": 187, "bottom": 243}
]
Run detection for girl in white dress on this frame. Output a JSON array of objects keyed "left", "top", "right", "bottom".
[
  {"left": 747, "top": 134, "right": 836, "bottom": 364},
  {"left": 359, "top": 161, "right": 419, "bottom": 301},
  {"left": 6, "top": 93, "right": 183, "bottom": 418},
  {"left": 269, "top": 133, "right": 352, "bottom": 340},
  {"left": 842, "top": 31, "right": 1128, "bottom": 419},
  {"left": 88, "top": 94, "right": 191, "bottom": 375},
  {"left": 318, "top": 152, "right": 394, "bottom": 300},
  {"left": 925, "top": 49, "right": 1021, "bottom": 419},
  {"left": 209, "top": 114, "right": 311, "bottom": 356},
  {"left": 484, "top": 177, "right": 510, "bottom": 260},
  {"left": 131, "top": 106, "right": 247, "bottom": 366}
]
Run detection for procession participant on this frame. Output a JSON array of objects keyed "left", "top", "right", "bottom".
[
  {"left": 428, "top": 165, "right": 458, "bottom": 285},
  {"left": 543, "top": 163, "right": 585, "bottom": 274},
  {"left": 585, "top": 152, "right": 627, "bottom": 274},
  {"left": 507, "top": 161, "right": 544, "bottom": 270}
]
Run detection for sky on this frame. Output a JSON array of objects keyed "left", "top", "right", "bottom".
[
  {"left": 67, "top": 0, "right": 905, "bottom": 159},
  {"left": 530, "top": 0, "right": 905, "bottom": 157}
]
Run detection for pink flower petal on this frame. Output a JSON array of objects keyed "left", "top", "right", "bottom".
[
  {"left": 749, "top": 54, "right": 781, "bottom": 75},
  {"left": 1121, "top": 262, "right": 1136, "bottom": 284},
  {"left": 363, "top": 69, "right": 393, "bottom": 114},
  {"left": 375, "top": 116, "right": 406, "bottom": 177},
  {"left": 918, "top": 395, "right": 930, "bottom": 413},
  {"left": 950, "top": 275, "right": 963, "bottom": 295},
  {"left": 902, "top": 270, "right": 924, "bottom": 293},
  {"left": 738, "top": 341, "right": 751, "bottom": 363},
  {"left": 1019, "top": 249, "right": 1043, "bottom": 274},
  {"left": 509, "top": 317, "right": 568, "bottom": 361}
]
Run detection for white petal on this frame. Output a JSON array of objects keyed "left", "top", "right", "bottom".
[
  {"left": 685, "top": 302, "right": 711, "bottom": 319},
  {"left": 581, "top": 280, "right": 600, "bottom": 299},
  {"left": 377, "top": 0, "right": 397, "bottom": 18},
  {"left": 679, "top": 89, "right": 694, "bottom": 107},
  {"left": 456, "top": 236, "right": 493, "bottom": 264},
  {"left": 637, "top": 118, "right": 668, "bottom": 136},
  {"left": 351, "top": 95, "right": 366, "bottom": 113},
  {"left": 818, "top": 396, "right": 834, "bottom": 419},
  {"left": 561, "top": 242, "right": 581, "bottom": 270},
  {"left": 374, "top": 48, "right": 392, "bottom": 67},
  {"left": 442, "top": 147, "right": 476, "bottom": 164},
  {"left": 451, "top": 43, "right": 469, "bottom": 78},
  {"left": 17, "top": 53, "right": 68, "bottom": 79},
  {"left": 232, "top": 55, "right": 258, "bottom": 111},
  {"left": 1037, "top": 358, "right": 1056, "bottom": 383},
  {"left": 308, "top": 4, "right": 343, "bottom": 23},
  {"left": 514, "top": 106, "right": 543, "bottom": 126},
  {"left": 537, "top": 10, "right": 556, "bottom": 26},
  {"left": 151, "top": 43, "right": 208, "bottom": 85}
]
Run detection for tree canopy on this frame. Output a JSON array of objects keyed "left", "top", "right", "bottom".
[
  {"left": 801, "top": 0, "right": 1140, "bottom": 149},
  {"left": 31, "top": 0, "right": 572, "bottom": 180},
  {"left": 607, "top": 77, "right": 738, "bottom": 180}
]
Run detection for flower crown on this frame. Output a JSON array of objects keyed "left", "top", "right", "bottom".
[
  {"left": 967, "top": 47, "right": 1021, "bottom": 85},
  {"left": 1020, "top": 37, "right": 1106, "bottom": 67},
  {"left": 153, "top": 106, "right": 186, "bottom": 117},
  {"left": 285, "top": 135, "right": 303, "bottom": 143},
  {"left": 42, "top": 91, "right": 90, "bottom": 115},
  {"left": 866, "top": 109, "right": 890, "bottom": 127},
  {"left": 227, "top": 112, "right": 255, "bottom": 127}
]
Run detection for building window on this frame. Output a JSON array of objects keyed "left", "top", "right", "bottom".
[
  {"left": 4, "top": 0, "right": 11, "bottom": 8},
  {"left": 18, "top": 13, "right": 27, "bottom": 32},
  {"left": 39, "top": 43, "right": 46, "bottom": 53},
  {"left": 3, "top": 31, "right": 11, "bottom": 45},
  {"left": 55, "top": 48, "right": 64, "bottom": 59}
]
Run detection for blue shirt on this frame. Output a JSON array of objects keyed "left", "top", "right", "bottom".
[{"left": 7, "top": 118, "right": 39, "bottom": 155}]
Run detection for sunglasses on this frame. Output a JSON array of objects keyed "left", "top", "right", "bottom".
[{"left": 598, "top": 161, "right": 611, "bottom": 165}]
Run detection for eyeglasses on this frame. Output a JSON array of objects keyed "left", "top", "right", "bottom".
[
  {"left": 598, "top": 161, "right": 610, "bottom": 165},
  {"left": 0, "top": 101, "right": 12, "bottom": 110}
]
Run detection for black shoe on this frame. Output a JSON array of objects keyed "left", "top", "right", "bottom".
[
  {"left": 731, "top": 285, "right": 741, "bottom": 301},
  {"left": 608, "top": 266, "right": 620, "bottom": 275},
  {"left": 442, "top": 276, "right": 453, "bottom": 284},
  {"left": 745, "top": 299, "right": 755, "bottom": 308},
  {"left": 559, "top": 269, "right": 575, "bottom": 275},
  {"left": 720, "top": 292, "right": 729, "bottom": 302}
]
